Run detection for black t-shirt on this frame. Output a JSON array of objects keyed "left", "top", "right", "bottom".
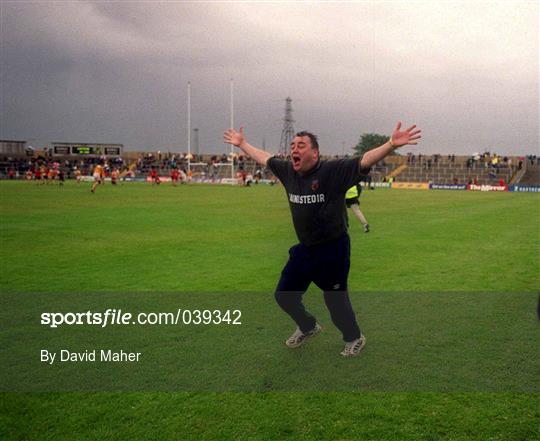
[{"left": 267, "top": 156, "right": 369, "bottom": 246}]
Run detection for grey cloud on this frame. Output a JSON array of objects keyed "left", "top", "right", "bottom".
[{"left": 1, "top": 1, "right": 538, "bottom": 155}]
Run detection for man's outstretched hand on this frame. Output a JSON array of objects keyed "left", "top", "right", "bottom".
[
  {"left": 391, "top": 122, "right": 422, "bottom": 148},
  {"left": 224, "top": 127, "right": 245, "bottom": 147},
  {"left": 223, "top": 126, "right": 272, "bottom": 166}
]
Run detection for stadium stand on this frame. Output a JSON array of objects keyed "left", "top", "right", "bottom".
[
  {"left": 517, "top": 156, "right": 540, "bottom": 185},
  {"left": 394, "top": 156, "right": 515, "bottom": 185},
  {"left": 1, "top": 149, "right": 538, "bottom": 186}
]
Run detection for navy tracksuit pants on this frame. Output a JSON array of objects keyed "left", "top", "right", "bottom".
[{"left": 274, "top": 233, "right": 361, "bottom": 342}]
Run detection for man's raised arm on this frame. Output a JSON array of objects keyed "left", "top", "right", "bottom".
[
  {"left": 223, "top": 127, "right": 272, "bottom": 167},
  {"left": 360, "top": 121, "right": 422, "bottom": 169}
]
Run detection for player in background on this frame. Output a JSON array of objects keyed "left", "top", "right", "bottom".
[
  {"left": 345, "top": 183, "right": 369, "bottom": 233},
  {"left": 47, "top": 167, "right": 56, "bottom": 184},
  {"left": 240, "top": 169, "right": 248, "bottom": 186},
  {"left": 180, "top": 168, "right": 187, "bottom": 183},
  {"left": 171, "top": 168, "right": 180, "bottom": 186},
  {"left": 57, "top": 169, "right": 65, "bottom": 186},
  {"left": 150, "top": 167, "right": 160, "bottom": 185},
  {"left": 51, "top": 162, "right": 60, "bottom": 184},
  {"left": 40, "top": 165, "right": 47, "bottom": 184},
  {"left": 254, "top": 168, "right": 262, "bottom": 184},
  {"left": 91, "top": 163, "right": 104, "bottom": 193}
]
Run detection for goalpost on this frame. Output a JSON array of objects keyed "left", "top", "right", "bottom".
[
  {"left": 184, "top": 79, "right": 241, "bottom": 184},
  {"left": 229, "top": 79, "right": 235, "bottom": 183}
]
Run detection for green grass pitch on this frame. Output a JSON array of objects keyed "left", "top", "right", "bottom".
[{"left": 1, "top": 181, "right": 539, "bottom": 440}]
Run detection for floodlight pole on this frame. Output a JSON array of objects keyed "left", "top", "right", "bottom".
[
  {"left": 187, "top": 81, "right": 191, "bottom": 172},
  {"left": 230, "top": 78, "right": 234, "bottom": 181}
]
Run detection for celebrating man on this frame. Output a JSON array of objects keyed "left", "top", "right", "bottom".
[{"left": 224, "top": 122, "right": 421, "bottom": 357}]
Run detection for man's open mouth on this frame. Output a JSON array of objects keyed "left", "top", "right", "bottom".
[{"left": 292, "top": 155, "right": 301, "bottom": 167}]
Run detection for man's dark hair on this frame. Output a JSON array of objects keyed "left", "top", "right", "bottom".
[{"left": 296, "top": 131, "right": 319, "bottom": 151}]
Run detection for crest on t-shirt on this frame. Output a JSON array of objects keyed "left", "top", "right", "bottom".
[{"left": 311, "top": 179, "right": 319, "bottom": 192}]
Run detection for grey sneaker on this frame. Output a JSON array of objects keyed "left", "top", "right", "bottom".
[
  {"left": 340, "top": 334, "right": 366, "bottom": 357},
  {"left": 363, "top": 224, "right": 370, "bottom": 233},
  {"left": 285, "top": 323, "right": 322, "bottom": 348}
]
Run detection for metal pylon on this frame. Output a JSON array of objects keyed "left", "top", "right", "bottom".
[{"left": 279, "top": 97, "right": 295, "bottom": 156}]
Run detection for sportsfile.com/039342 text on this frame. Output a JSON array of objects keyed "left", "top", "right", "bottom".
[{"left": 40, "top": 309, "right": 242, "bottom": 328}]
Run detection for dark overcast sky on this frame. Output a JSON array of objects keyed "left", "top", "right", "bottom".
[{"left": 1, "top": 1, "right": 538, "bottom": 155}]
